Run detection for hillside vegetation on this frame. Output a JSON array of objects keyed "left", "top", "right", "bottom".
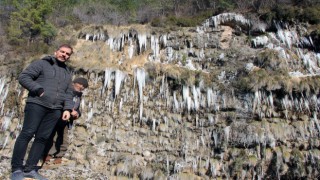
[{"left": 0, "top": 0, "right": 319, "bottom": 55}]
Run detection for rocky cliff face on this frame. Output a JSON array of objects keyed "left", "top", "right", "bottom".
[{"left": 1, "top": 13, "right": 320, "bottom": 179}]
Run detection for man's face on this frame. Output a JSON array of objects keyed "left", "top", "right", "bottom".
[
  {"left": 73, "top": 83, "right": 85, "bottom": 92},
  {"left": 54, "top": 47, "right": 72, "bottom": 62}
]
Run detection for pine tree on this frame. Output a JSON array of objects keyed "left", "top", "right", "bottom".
[{"left": 7, "top": 0, "right": 56, "bottom": 45}]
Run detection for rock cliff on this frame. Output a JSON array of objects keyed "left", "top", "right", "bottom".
[{"left": 1, "top": 13, "right": 320, "bottom": 179}]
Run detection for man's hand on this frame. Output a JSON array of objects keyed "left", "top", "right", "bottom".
[
  {"left": 71, "top": 109, "right": 79, "bottom": 119},
  {"left": 62, "top": 110, "right": 71, "bottom": 121}
]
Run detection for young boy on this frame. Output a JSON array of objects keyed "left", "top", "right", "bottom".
[{"left": 41, "top": 77, "right": 88, "bottom": 165}]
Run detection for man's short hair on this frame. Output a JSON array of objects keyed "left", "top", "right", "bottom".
[{"left": 58, "top": 44, "right": 73, "bottom": 54}]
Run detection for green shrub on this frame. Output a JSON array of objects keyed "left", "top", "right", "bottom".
[
  {"left": 151, "top": 11, "right": 213, "bottom": 28},
  {"left": 216, "top": 0, "right": 235, "bottom": 12},
  {"left": 301, "top": 6, "right": 320, "bottom": 24},
  {"left": 274, "top": 5, "right": 298, "bottom": 22},
  {"left": 260, "top": 11, "right": 277, "bottom": 24},
  {"left": 255, "top": 49, "right": 282, "bottom": 71},
  {"left": 150, "top": 17, "right": 165, "bottom": 27}
]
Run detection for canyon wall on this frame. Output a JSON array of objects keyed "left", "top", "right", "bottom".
[{"left": 1, "top": 13, "right": 320, "bottom": 179}]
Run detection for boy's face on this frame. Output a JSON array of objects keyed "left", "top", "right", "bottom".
[{"left": 73, "top": 83, "right": 85, "bottom": 92}]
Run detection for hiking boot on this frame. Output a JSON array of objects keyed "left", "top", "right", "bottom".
[
  {"left": 10, "top": 170, "right": 24, "bottom": 180},
  {"left": 24, "top": 170, "right": 48, "bottom": 180}
]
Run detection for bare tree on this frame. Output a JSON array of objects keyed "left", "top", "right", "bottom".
[
  {"left": 252, "top": 0, "right": 277, "bottom": 12},
  {"left": 235, "top": 0, "right": 252, "bottom": 11},
  {"left": 72, "top": 2, "right": 128, "bottom": 25}
]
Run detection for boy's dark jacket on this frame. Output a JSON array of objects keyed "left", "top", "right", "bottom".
[
  {"left": 67, "top": 90, "right": 83, "bottom": 128},
  {"left": 18, "top": 56, "right": 74, "bottom": 110}
]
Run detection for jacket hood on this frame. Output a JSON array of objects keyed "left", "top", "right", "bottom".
[
  {"left": 42, "top": 56, "right": 71, "bottom": 74},
  {"left": 42, "top": 56, "right": 55, "bottom": 65}
]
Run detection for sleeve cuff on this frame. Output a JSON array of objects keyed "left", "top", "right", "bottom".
[{"left": 36, "top": 88, "right": 44, "bottom": 96}]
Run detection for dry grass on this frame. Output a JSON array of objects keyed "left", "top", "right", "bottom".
[
  {"left": 103, "top": 24, "right": 152, "bottom": 37},
  {"left": 70, "top": 40, "right": 110, "bottom": 70},
  {"left": 121, "top": 51, "right": 150, "bottom": 75},
  {"left": 220, "top": 26, "right": 234, "bottom": 49},
  {"left": 59, "top": 24, "right": 203, "bottom": 78},
  {"left": 70, "top": 39, "right": 149, "bottom": 72},
  {"left": 69, "top": 24, "right": 155, "bottom": 73}
]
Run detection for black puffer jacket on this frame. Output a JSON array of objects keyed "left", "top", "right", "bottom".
[{"left": 18, "top": 56, "right": 74, "bottom": 110}]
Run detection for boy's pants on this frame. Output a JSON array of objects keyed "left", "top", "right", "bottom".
[{"left": 43, "top": 119, "right": 69, "bottom": 158}]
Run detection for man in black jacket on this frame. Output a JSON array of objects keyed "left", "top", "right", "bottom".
[{"left": 11, "top": 44, "right": 74, "bottom": 180}]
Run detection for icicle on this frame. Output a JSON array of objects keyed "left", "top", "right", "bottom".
[
  {"left": 192, "top": 158, "right": 198, "bottom": 172},
  {"left": 128, "top": 39, "right": 134, "bottom": 59},
  {"left": 268, "top": 92, "right": 274, "bottom": 116},
  {"left": 159, "top": 34, "right": 167, "bottom": 49},
  {"left": 119, "top": 98, "right": 123, "bottom": 112},
  {"left": 138, "top": 34, "right": 147, "bottom": 54},
  {"left": 211, "top": 162, "right": 217, "bottom": 177},
  {"left": 80, "top": 98, "right": 86, "bottom": 112},
  {"left": 164, "top": 116, "right": 168, "bottom": 128},
  {"left": 195, "top": 115, "right": 199, "bottom": 128},
  {"left": 185, "top": 59, "right": 196, "bottom": 70},
  {"left": 166, "top": 155, "right": 170, "bottom": 175},
  {"left": 107, "top": 37, "right": 114, "bottom": 51},
  {"left": 221, "top": 94, "right": 226, "bottom": 109},
  {"left": 135, "top": 68, "right": 145, "bottom": 102},
  {"left": 187, "top": 97, "right": 192, "bottom": 112},
  {"left": 0, "top": 86, "right": 8, "bottom": 115},
  {"left": 182, "top": 86, "right": 190, "bottom": 111},
  {"left": 151, "top": 35, "right": 160, "bottom": 61},
  {"left": 2, "top": 134, "right": 9, "bottom": 150},
  {"left": 174, "top": 161, "right": 182, "bottom": 174},
  {"left": 152, "top": 119, "right": 156, "bottom": 131},
  {"left": 208, "top": 114, "right": 215, "bottom": 124},
  {"left": 139, "top": 103, "right": 143, "bottom": 120},
  {"left": 121, "top": 34, "right": 125, "bottom": 50},
  {"left": 212, "top": 131, "right": 218, "bottom": 147},
  {"left": 218, "top": 70, "right": 225, "bottom": 81},
  {"left": 159, "top": 76, "right": 164, "bottom": 96},
  {"left": 200, "top": 135, "right": 205, "bottom": 147},
  {"left": 1, "top": 115, "right": 11, "bottom": 131},
  {"left": 313, "top": 111, "right": 320, "bottom": 133},
  {"left": 207, "top": 88, "right": 212, "bottom": 108},
  {"left": 0, "top": 77, "right": 6, "bottom": 95},
  {"left": 165, "top": 47, "right": 174, "bottom": 61},
  {"left": 224, "top": 126, "right": 230, "bottom": 144},
  {"left": 134, "top": 67, "right": 146, "bottom": 120},
  {"left": 85, "top": 34, "right": 90, "bottom": 41},
  {"left": 209, "top": 13, "right": 251, "bottom": 29},
  {"left": 253, "top": 91, "right": 261, "bottom": 113},
  {"left": 114, "top": 70, "right": 126, "bottom": 99},
  {"left": 87, "top": 108, "right": 93, "bottom": 122},
  {"left": 252, "top": 36, "right": 268, "bottom": 48},
  {"left": 173, "top": 91, "right": 179, "bottom": 112},
  {"left": 192, "top": 86, "right": 199, "bottom": 111},
  {"left": 93, "top": 34, "right": 97, "bottom": 41}
]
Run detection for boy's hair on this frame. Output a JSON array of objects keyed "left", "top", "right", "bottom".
[{"left": 73, "top": 77, "right": 88, "bottom": 88}]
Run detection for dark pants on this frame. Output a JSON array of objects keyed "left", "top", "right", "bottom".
[
  {"left": 11, "top": 103, "right": 61, "bottom": 172},
  {"left": 43, "top": 119, "right": 68, "bottom": 159}
]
